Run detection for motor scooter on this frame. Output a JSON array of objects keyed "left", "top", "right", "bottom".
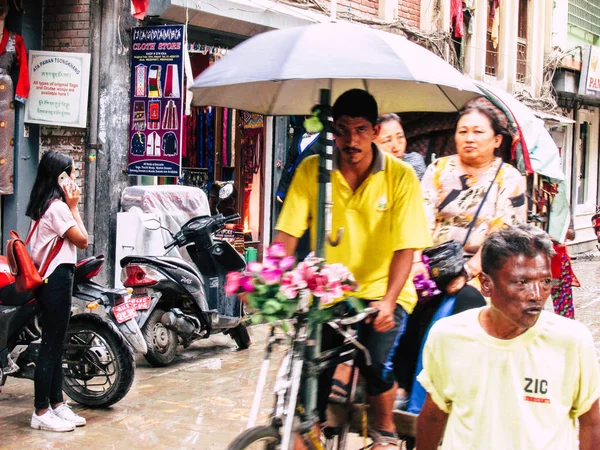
[
  {"left": 120, "top": 210, "right": 250, "bottom": 367},
  {"left": 0, "top": 255, "right": 145, "bottom": 407}
]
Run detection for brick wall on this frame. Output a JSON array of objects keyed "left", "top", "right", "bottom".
[
  {"left": 41, "top": 0, "right": 91, "bottom": 210},
  {"left": 398, "top": 0, "right": 420, "bottom": 28},
  {"left": 337, "top": 0, "right": 420, "bottom": 28},
  {"left": 341, "top": 0, "right": 379, "bottom": 18}
]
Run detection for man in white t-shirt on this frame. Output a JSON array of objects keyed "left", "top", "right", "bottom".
[{"left": 416, "top": 224, "right": 600, "bottom": 450}]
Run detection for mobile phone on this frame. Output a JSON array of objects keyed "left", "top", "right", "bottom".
[{"left": 58, "top": 171, "right": 71, "bottom": 189}]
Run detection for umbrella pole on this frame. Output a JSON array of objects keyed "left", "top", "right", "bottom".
[{"left": 304, "top": 88, "right": 334, "bottom": 426}]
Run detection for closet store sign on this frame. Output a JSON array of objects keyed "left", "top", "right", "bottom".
[
  {"left": 25, "top": 51, "right": 91, "bottom": 128},
  {"left": 128, "top": 25, "right": 185, "bottom": 177}
]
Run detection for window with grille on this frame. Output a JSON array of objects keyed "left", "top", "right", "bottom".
[
  {"left": 485, "top": 30, "right": 498, "bottom": 76},
  {"left": 568, "top": 0, "right": 600, "bottom": 37}
]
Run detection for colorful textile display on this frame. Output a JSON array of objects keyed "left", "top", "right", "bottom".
[
  {"left": 0, "top": 29, "right": 29, "bottom": 195},
  {"left": 134, "top": 64, "right": 147, "bottom": 97},
  {"left": 148, "top": 64, "right": 162, "bottom": 98},
  {"left": 183, "top": 107, "right": 215, "bottom": 193},
  {"left": 163, "top": 64, "right": 180, "bottom": 98},
  {"left": 550, "top": 243, "right": 579, "bottom": 319},
  {"left": 148, "top": 100, "right": 161, "bottom": 130},
  {"left": 132, "top": 100, "right": 146, "bottom": 131},
  {"left": 162, "top": 99, "right": 178, "bottom": 130}
]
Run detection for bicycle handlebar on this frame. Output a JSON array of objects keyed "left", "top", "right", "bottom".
[{"left": 332, "top": 307, "right": 378, "bottom": 326}]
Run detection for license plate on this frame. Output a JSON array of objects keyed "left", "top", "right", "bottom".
[
  {"left": 112, "top": 302, "right": 138, "bottom": 324},
  {"left": 130, "top": 296, "right": 152, "bottom": 311}
]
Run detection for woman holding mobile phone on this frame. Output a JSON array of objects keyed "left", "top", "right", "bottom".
[{"left": 26, "top": 151, "right": 89, "bottom": 432}]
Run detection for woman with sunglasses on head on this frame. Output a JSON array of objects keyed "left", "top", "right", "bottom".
[{"left": 26, "top": 150, "right": 88, "bottom": 432}]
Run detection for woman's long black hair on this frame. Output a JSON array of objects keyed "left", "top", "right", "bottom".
[{"left": 26, "top": 151, "right": 73, "bottom": 221}]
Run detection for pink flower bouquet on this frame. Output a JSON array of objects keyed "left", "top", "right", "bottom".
[{"left": 225, "top": 243, "right": 358, "bottom": 324}]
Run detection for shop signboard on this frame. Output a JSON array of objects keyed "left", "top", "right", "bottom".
[
  {"left": 128, "top": 25, "right": 185, "bottom": 177},
  {"left": 579, "top": 45, "right": 600, "bottom": 97},
  {"left": 25, "top": 51, "right": 91, "bottom": 128}
]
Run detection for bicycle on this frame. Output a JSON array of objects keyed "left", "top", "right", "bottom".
[{"left": 227, "top": 305, "right": 379, "bottom": 450}]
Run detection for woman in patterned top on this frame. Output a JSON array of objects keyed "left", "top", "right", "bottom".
[
  {"left": 393, "top": 98, "right": 527, "bottom": 410},
  {"left": 419, "top": 99, "right": 527, "bottom": 288}
]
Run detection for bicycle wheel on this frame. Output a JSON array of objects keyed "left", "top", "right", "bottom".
[{"left": 227, "top": 426, "right": 281, "bottom": 450}]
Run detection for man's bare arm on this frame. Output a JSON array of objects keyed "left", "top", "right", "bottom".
[
  {"left": 272, "top": 231, "right": 299, "bottom": 257},
  {"left": 579, "top": 399, "right": 600, "bottom": 450},
  {"left": 416, "top": 394, "right": 448, "bottom": 450},
  {"left": 372, "top": 248, "right": 414, "bottom": 332}
]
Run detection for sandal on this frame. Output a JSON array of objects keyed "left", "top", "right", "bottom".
[
  {"left": 368, "top": 428, "right": 399, "bottom": 448},
  {"left": 329, "top": 379, "right": 350, "bottom": 403}
]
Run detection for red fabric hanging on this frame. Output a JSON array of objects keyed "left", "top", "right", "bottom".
[
  {"left": 451, "top": 0, "right": 465, "bottom": 38},
  {"left": 0, "top": 29, "right": 30, "bottom": 101},
  {"left": 131, "top": 0, "right": 149, "bottom": 19}
]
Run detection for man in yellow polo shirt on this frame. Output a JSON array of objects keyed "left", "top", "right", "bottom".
[
  {"left": 416, "top": 224, "right": 600, "bottom": 449},
  {"left": 274, "top": 89, "right": 432, "bottom": 448}
]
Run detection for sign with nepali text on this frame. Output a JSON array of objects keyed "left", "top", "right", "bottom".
[
  {"left": 25, "top": 51, "right": 91, "bottom": 128},
  {"left": 128, "top": 25, "right": 185, "bottom": 177},
  {"left": 579, "top": 45, "right": 600, "bottom": 97}
]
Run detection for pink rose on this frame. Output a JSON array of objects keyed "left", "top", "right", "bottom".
[
  {"left": 263, "top": 256, "right": 279, "bottom": 271},
  {"left": 247, "top": 262, "right": 263, "bottom": 273},
  {"left": 279, "top": 256, "right": 295, "bottom": 271},
  {"left": 225, "top": 272, "right": 242, "bottom": 296},
  {"left": 266, "top": 242, "right": 287, "bottom": 259},
  {"left": 262, "top": 268, "right": 283, "bottom": 285},
  {"left": 239, "top": 275, "right": 255, "bottom": 293}
]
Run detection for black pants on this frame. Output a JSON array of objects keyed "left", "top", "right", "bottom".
[
  {"left": 393, "top": 285, "right": 485, "bottom": 392},
  {"left": 317, "top": 304, "right": 407, "bottom": 422},
  {"left": 34, "top": 264, "right": 74, "bottom": 410}
]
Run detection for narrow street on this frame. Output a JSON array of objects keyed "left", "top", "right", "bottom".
[{"left": 1, "top": 255, "right": 600, "bottom": 449}]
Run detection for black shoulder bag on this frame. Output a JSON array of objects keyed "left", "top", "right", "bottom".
[{"left": 423, "top": 162, "right": 503, "bottom": 287}]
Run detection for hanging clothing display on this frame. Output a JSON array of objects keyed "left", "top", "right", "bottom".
[
  {"left": 0, "top": 29, "right": 29, "bottom": 195},
  {"left": 240, "top": 112, "right": 264, "bottom": 232},
  {"left": 489, "top": 0, "right": 500, "bottom": 49},
  {"left": 182, "top": 107, "right": 215, "bottom": 194}
]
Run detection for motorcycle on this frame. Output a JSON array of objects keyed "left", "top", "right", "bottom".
[
  {"left": 119, "top": 211, "right": 251, "bottom": 367},
  {"left": 0, "top": 255, "right": 144, "bottom": 407},
  {"left": 592, "top": 208, "right": 600, "bottom": 248}
]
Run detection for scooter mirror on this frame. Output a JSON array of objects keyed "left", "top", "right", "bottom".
[
  {"left": 219, "top": 183, "right": 234, "bottom": 200},
  {"left": 143, "top": 218, "right": 161, "bottom": 231}
]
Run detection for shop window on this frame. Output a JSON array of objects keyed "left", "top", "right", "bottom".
[{"left": 516, "top": 0, "right": 528, "bottom": 83}]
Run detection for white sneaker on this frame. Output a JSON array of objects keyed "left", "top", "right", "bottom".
[
  {"left": 30, "top": 410, "right": 76, "bottom": 432},
  {"left": 52, "top": 402, "right": 87, "bottom": 427}
]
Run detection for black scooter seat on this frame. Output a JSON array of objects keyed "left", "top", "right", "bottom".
[
  {"left": 0, "top": 283, "right": 35, "bottom": 306},
  {"left": 121, "top": 255, "right": 198, "bottom": 275}
]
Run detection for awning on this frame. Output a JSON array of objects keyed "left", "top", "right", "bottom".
[
  {"left": 149, "top": 0, "right": 329, "bottom": 37},
  {"left": 532, "top": 110, "right": 575, "bottom": 125}
]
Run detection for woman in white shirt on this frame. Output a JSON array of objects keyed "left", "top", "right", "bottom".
[{"left": 26, "top": 151, "right": 88, "bottom": 432}]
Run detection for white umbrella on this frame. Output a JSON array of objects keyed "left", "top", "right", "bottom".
[{"left": 190, "top": 22, "right": 481, "bottom": 114}]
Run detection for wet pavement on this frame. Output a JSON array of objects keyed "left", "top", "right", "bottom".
[
  {"left": 0, "top": 327, "right": 282, "bottom": 449},
  {"left": 2, "top": 254, "right": 600, "bottom": 449}
]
